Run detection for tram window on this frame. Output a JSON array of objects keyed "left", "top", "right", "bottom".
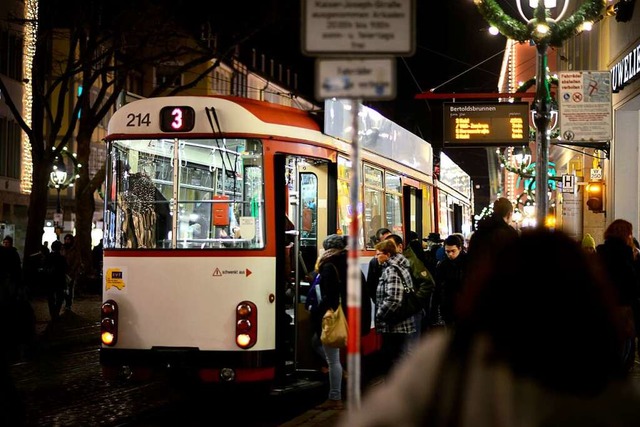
[
  {"left": 364, "top": 187, "right": 383, "bottom": 248},
  {"left": 364, "top": 164, "right": 384, "bottom": 248},
  {"left": 106, "top": 138, "right": 265, "bottom": 249},
  {"left": 337, "top": 180, "right": 351, "bottom": 236},
  {"left": 300, "top": 172, "right": 318, "bottom": 246},
  {"left": 385, "top": 172, "right": 403, "bottom": 235},
  {"left": 385, "top": 193, "right": 402, "bottom": 235}
]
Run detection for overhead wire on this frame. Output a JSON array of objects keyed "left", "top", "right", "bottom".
[{"left": 429, "top": 49, "right": 506, "bottom": 93}]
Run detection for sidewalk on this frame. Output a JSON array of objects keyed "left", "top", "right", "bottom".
[{"left": 30, "top": 293, "right": 102, "bottom": 350}]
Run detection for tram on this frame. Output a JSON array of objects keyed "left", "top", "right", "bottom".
[{"left": 99, "top": 95, "right": 466, "bottom": 390}]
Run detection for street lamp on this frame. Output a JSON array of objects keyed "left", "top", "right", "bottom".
[
  {"left": 474, "top": 0, "right": 604, "bottom": 227},
  {"left": 48, "top": 147, "right": 80, "bottom": 218},
  {"left": 50, "top": 159, "right": 67, "bottom": 213}
]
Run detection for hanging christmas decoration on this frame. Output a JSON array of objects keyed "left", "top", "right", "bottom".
[{"left": 473, "top": 0, "right": 605, "bottom": 47}]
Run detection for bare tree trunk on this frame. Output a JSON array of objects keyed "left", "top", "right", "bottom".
[
  {"left": 23, "top": 153, "right": 49, "bottom": 292},
  {"left": 74, "top": 130, "right": 97, "bottom": 290}
]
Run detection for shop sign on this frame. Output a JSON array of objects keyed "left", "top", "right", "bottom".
[{"left": 611, "top": 42, "right": 640, "bottom": 93}]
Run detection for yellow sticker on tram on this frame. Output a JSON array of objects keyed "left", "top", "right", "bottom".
[{"left": 105, "top": 268, "right": 126, "bottom": 291}]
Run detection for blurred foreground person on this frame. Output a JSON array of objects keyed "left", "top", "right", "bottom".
[{"left": 339, "top": 229, "right": 640, "bottom": 426}]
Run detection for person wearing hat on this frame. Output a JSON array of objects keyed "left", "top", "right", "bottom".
[
  {"left": 581, "top": 233, "right": 596, "bottom": 254},
  {"left": 425, "top": 232, "right": 443, "bottom": 244}
]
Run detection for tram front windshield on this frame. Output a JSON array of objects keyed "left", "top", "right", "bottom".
[{"left": 104, "top": 137, "right": 264, "bottom": 250}]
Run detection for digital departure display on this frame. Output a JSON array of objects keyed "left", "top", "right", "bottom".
[
  {"left": 443, "top": 102, "right": 530, "bottom": 146},
  {"left": 159, "top": 106, "right": 195, "bottom": 132}
]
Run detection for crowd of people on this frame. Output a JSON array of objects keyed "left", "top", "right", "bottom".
[{"left": 301, "top": 196, "right": 640, "bottom": 425}]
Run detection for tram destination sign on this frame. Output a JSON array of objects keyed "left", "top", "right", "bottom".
[{"left": 443, "top": 102, "right": 530, "bottom": 146}]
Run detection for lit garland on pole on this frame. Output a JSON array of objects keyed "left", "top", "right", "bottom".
[{"left": 473, "top": 0, "right": 605, "bottom": 47}]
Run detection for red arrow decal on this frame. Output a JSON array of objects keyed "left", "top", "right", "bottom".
[{"left": 246, "top": 268, "right": 252, "bottom": 277}]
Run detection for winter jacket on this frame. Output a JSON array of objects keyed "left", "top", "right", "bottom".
[
  {"left": 375, "top": 253, "right": 416, "bottom": 334},
  {"left": 435, "top": 250, "right": 469, "bottom": 325}
]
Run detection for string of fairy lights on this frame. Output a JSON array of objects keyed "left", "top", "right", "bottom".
[{"left": 21, "top": 0, "right": 38, "bottom": 194}]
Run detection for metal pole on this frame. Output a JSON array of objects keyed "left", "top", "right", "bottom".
[
  {"left": 532, "top": 41, "right": 552, "bottom": 227},
  {"left": 347, "top": 99, "right": 362, "bottom": 409},
  {"left": 56, "top": 187, "right": 62, "bottom": 213}
]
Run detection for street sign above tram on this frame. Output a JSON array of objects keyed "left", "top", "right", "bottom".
[
  {"left": 443, "top": 102, "right": 530, "bottom": 146},
  {"left": 302, "top": 0, "right": 415, "bottom": 56}
]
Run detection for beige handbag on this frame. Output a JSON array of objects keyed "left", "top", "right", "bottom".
[{"left": 320, "top": 303, "right": 348, "bottom": 348}]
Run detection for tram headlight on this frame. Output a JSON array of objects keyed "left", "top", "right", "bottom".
[
  {"left": 101, "top": 300, "right": 119, "bottom": 346},
  {"left": 235, "top": 301, "right": 257, "bottom": 349}
]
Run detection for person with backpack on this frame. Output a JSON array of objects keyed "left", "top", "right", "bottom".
[
  {"left": 44, "top": 240, "right": 68, "bottom": 320},
  {"left": 385, "top": 234, "right": 435, "bottom": 344},
  {"left": 373, "top": 238, "right": 416, "bottom": 376}
]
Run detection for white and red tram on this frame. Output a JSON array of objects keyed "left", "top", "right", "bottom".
[{"left": 100, "top": 95, "right": 457, "bottom": 390}]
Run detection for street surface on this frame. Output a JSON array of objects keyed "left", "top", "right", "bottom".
[
  {"left": 7, "top": 295, "right": 640, "bottom": 426},
  {"left": 7, "top": 295, "right": 336, "bottom": 426}
]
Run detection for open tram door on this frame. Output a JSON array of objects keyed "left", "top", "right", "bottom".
[{"left": 274, "top": 154, "right": 332, "bottom": 386}]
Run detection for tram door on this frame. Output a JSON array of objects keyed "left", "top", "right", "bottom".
[{"left": 279, "top": 155, "right": 330, "bottom": 376}]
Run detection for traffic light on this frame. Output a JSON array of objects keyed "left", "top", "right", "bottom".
[{"left": 586, "top": 181, "right": 604, "bottom": 212}]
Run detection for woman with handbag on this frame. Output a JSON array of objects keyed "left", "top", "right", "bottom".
[{"left": 313, "top": 234, "right": 349, "bottom": 410}]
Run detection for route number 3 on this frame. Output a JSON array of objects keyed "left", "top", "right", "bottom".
[{"left": 159, "top": 106, "right": 195, "bottom": 132}]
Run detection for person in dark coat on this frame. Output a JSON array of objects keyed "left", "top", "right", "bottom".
[
  {"left": 435, "top": 234, "right": 469, "bottom": 327},
  {"left": 422, "top": 232, "right": 444, "bottom": 276},
  {"left": 44, "top": 240, "right": 68, "bottom": 320},
  {"left": 1, "top": 236, "right": 35, "bottom": 362},
  {"left": 467, "top": 197, "right": 519, "bottom": 269},
  {"left": 1, "top": 235, "right": 23, "bottom": 300},
  {"left": 366, "top": 228, "right": 391, "bottom": 303},
  {"left": 313, "top": 234, "right": 349, "bottom": 409},
  {"left": 596, "top": 218, "right": 640, "bottom": 372}
]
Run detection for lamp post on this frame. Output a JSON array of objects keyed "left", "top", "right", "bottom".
[
  {"left": 50, "top": 160, "right": 68, "bottom": 213},
  {"left": 48, "top": 147, "right": 80, "bottom": 227},
  {"left": 474, "top": 0, "right": 604, "bottom": 227}
]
